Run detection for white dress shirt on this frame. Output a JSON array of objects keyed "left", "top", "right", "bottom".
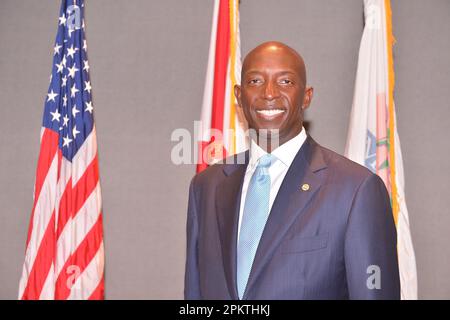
[{"left": 237, "top": 127, "right": 308, "bottom": 241}]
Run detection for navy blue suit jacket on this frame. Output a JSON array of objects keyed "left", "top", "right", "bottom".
[{"left": 185, "top": 136, "right": 400, "bottom": 299}]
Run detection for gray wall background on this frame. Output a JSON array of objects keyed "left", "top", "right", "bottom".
[{"left": 0, "top": 0, "right": 449, "bottom": 299}]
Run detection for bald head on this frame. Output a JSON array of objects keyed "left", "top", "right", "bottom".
[{"left": 242, "top": 41, "right": 307, "bottom": 87}]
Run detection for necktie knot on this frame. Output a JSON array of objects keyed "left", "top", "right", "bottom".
[
  {"left": 255, "top": 153, "right": 275, "bottom": 177},
  {"left": 257, "top": 153, "right": 275, "bottom": 167}
]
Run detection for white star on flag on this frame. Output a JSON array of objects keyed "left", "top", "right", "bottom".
[
  {"left": 55, "top": 61, "right": 64, "bottom": 74},
  {"left": 54, "top": 43, "right": 62, "bottom": 55},
  {"left": 83, "top": 60, "right": 90, "bottom": 72},
  {"left": 50, "top": 109, "right": 61, "bottom": 122},
  {"left": 72, "top": 125, "right": 80, "bottom": 139},
  {"left": 72, "top": 105, "right": 80, "bottom": 118},
  {"left": 71, "top": 83, "right": 79, "bottom": 97},
  {"left": 67, "top": 45, "right": 78, "bottom": 59},
  {"left": 58, "top": 14, "right": 66, "bottom": 26},
  {"left": 62, "top": 114, "right": 69, "bottom": 126},
  {"left": 47, "top": 89, "right": 58, "bottom": 102},
  {"left": 84, "top": 81, "right": 92, "bottom": 93},
  {"left": 62, "top": 135, "right": 73, "bottom": 147},
  {"left": 68, "top": 63, "right": 79, "bottom": 79},
  {"left": 85, "top": 101, "right": 93, "bottom": 113},
  {"left": 68, "top": 27, "right": 75, "bottom": 38}
]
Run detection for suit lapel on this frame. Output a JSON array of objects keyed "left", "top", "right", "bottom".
[
  {"left": 243, "top": 137, "right": 327, "bottom": 298},
  {"left": 215, "top": 151, "right": 249, "bottom": 300}
]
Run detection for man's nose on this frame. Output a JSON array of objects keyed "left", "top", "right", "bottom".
[{"left": 263, "top": 80, "right": 279, "bottom": 100}]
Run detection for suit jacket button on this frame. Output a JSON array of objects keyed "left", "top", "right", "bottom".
[{"left": 301, "top": 183, "right": 310, "bottom": 191}]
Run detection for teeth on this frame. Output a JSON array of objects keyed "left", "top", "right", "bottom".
[{"left": 256, "top": 109, "right": 285, "bottom": 116}]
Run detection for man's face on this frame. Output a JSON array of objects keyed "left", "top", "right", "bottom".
[{"left": 235, "top": 45, "right": 312, "bottom": 146}]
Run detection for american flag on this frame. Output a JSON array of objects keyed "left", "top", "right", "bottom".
[{"left": 18, "top": 0, "right": 104, "bottom": 300}]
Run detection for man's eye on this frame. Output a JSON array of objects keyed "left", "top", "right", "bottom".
[
  {"left": 248, "top": 79, "right": 261, "bottom": 84},
  {"left": 280, "top": 79, "right": 293, "bottom": 85}
]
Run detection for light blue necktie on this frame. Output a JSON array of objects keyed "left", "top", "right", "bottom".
[{"left": 237, "top": 153, "right": 275, "bottom": 299}]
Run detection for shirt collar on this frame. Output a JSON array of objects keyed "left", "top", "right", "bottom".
[{"left": 248, "top": 127, "right": 307, "bottom": 169}]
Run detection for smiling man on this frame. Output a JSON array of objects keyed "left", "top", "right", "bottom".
[{"left": 185, "top": 42, "right": 400, "bottom": 300}]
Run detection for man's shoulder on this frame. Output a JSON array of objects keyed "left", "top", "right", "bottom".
[
  {"left": 311, "top": 139, "right": 375, "bottom": 185},
  {"left": 308, "top": 140, "right": 391, "bottom": 204}
]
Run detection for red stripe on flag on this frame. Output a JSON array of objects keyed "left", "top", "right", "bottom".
[
  {"left": 26, "top": 129, "right": 59, "bottom": 248},
  {"left": 54, "top": 213, "right": 103, "bottom": 300},
  {"left": 72, "top": 155, "right": 99, "bottom": 218},
  {"left": 56, "top": 178, "right": 72, "bottom": 240},
  {"left": 57, "top": 149, "right": 62, "bottom": 181},
  {"left": 211, "top": 0, "right": 230, "bottom": 132},
  {"left": 88, "top": 275, "right": 104, "bottom": 300},
  {"left": 21, "top": 211, "right": 56, "bottom": 300}
]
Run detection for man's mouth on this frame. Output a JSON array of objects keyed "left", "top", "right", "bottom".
[{"left": 255, "top": 109, "right": 286, "bottom": 119}]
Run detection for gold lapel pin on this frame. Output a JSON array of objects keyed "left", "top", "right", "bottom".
[{"left": 301, "top": 183, "right": 310, "bottom": 191}]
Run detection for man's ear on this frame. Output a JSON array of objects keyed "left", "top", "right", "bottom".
[
  {"left": 302, "top": 86, "right": 314, "bottom": 110},
  {"left": 234, "top": 84, "right": 242, "bottom": 108}
]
